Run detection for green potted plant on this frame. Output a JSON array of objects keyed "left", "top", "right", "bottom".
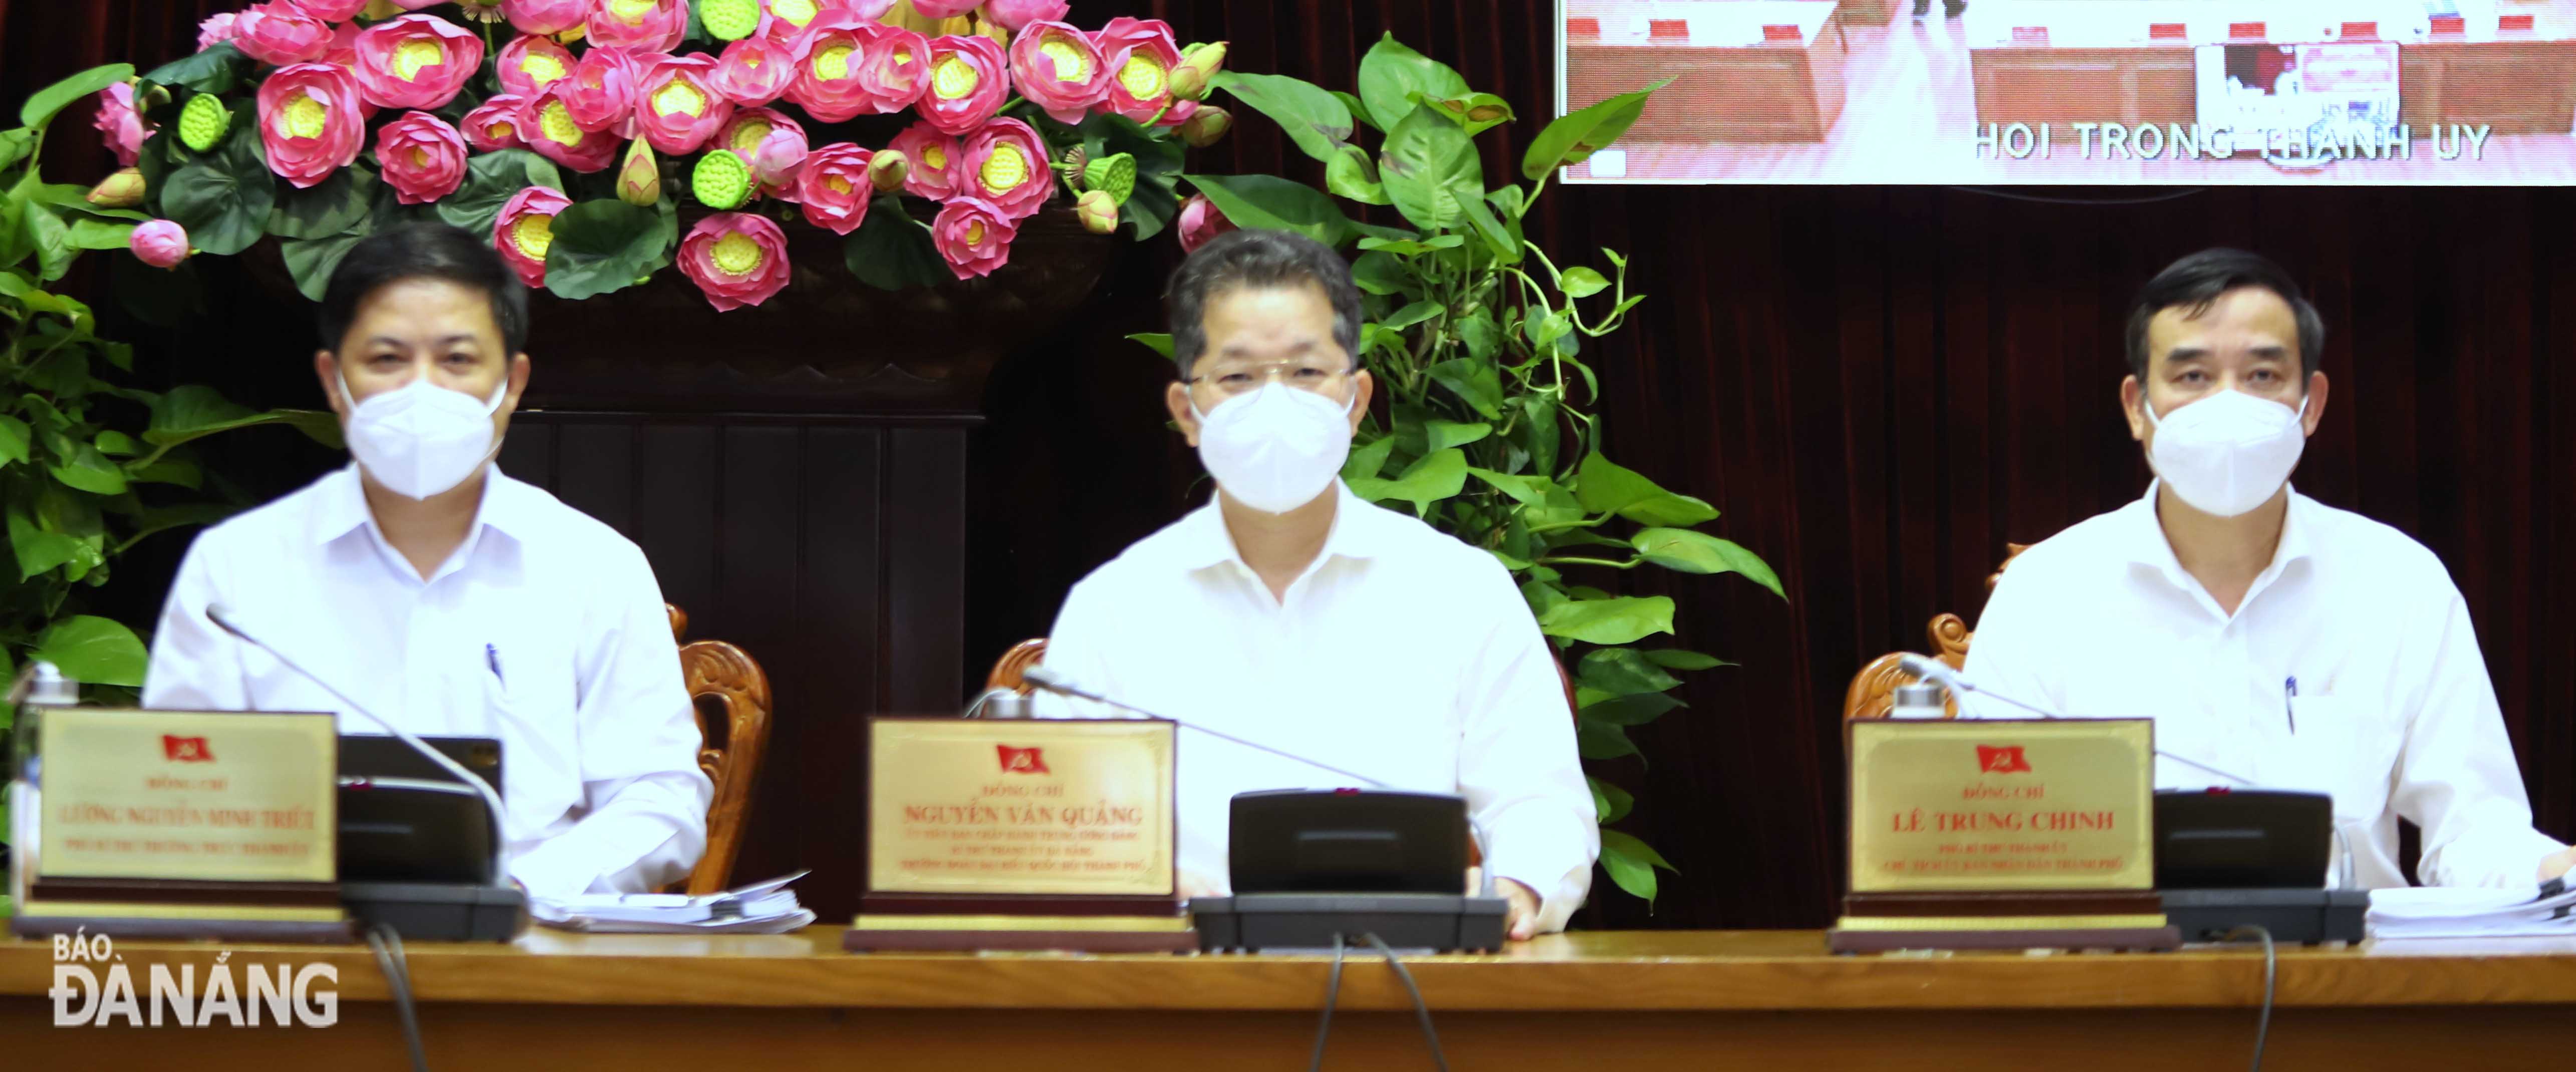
[
  {"left": 0, "top": 64, "right": 339, "bottom": 868},
  {"left": 1141, "top": 36, "right": 1784, "bottom": 906}
]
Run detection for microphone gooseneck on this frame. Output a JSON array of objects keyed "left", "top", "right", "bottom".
[
  {"left": 1893, "top": 654, "right": 2259, "bottom": 787},
  {"left": 1018, "top": 665, "right": 1498, "bottom": 898},
  {"left": 206, "top": 603, "right": 512, "bottom": 887}
]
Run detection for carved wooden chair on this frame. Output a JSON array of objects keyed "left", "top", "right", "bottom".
[
  {"left": 1840, "top": 546, "right": 2028, "bottom": 723},
  {"left": 666, "top": 604, "right": 774, "bottom": 895}
]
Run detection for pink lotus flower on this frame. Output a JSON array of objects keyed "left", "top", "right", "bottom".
[
  {"left": 352, "top": 14, "right": 485, "bottom": 110},
  {"left": 462, "top": 94, "right": 529, "bottom": 150},
  {"left": 717, "top": 106, "right": 801, "bottom": 160},
  {"left": 131, "top": 220, "right": 190, "bottom": 269},
  {"left": 961, "top": 117, "right": 1050, "bottom": 221},
  {"left": 788, "top": 18, "right": 917, "bottom": 122},
  {"left": 497, "top": 34, "right": 577, "bottom": 97},
  {"left": 232, "top": 2, "right": 332, "bottom": 66},
  {"left": 750, "top": 127, "right": 809, "bottom": 196},
  {"left": 1176, "top": 192, "right": 1234, "bottom": 253},
  {"left": 887, "top": 120, "right": 960, "bottom": 199},
  {"left": 756, "top": 0, "right": 841, "bottom": 53},
  {"left": 502, "top": 0, "right": 590, "bottom": 35},
  {"left": 855, "top": 24, "right": 932, "bottom": 113},
  {"left": 493, "top": 185, "right": 573, "bottom": 287},
  {"left": 635, "top": 53, "right": 731, "bottom": 154},
  {"left": 678, "top": 213, "right": 791, "bottom": 312},
  {"left": 909, "top": 0, "right": 980, "bottom": 17},
  {"left": 917, "top": 35, "right": 1006, "bottom": 135},
  {"left": 93, "top": 84, "right": 147, "bottom": 168},
  {"left": 565, "top": 46, "right": 643, "bottom": 135},
  {"left": 982, "top": 0, "right": 1069, "bottom": 32},
  {"left": 794, "top": 143, "right": 873, "bottom": 235},
  {"left": 1160, "top": 98, "right": 1198, "bottom": 129},
  {"left": 932, "top": 196, "right": 1016, "bottom": 280},
  {"left": 197, "top": 13, "right": 241, "bottom": 52},
  {"left": 521, "top": 83, "right": 623, "bottom": 172},
  {"left": 289, "top": 0, "right": 370, "bottom": 20},
  {"left": 1093, "top": 17, "right": 1182, "bottom": 124},
  {"left": 321, "top": 22, "right": 366, "bottom": 101},
  {"left": 712, "top": 36, "right": 796, "bottom": 107},
  {"left": 587, "top": 0, "right": 688, "bottom": 53},
  {"left": 1007, "top": 21, "right": 1106, "bottom": 125},
  {"left": 256, "top": 63, "right": 366, "bottom": 188},
  {"left": 375, "top": 111, "right": 467, "bottom": 203}
]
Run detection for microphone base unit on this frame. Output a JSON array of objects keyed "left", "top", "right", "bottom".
[
  {"left": 342, "top": 880, "right": 527, "bottom": 943},
  {"left": 2162, "top": 887, "right": 2367, "bottom": 945},
  {"left": 1190, "top": 893, "right": 1508, "bottom": 953}
]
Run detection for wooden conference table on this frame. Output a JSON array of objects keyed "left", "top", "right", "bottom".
[{"left": 5, "top": 928, "right": 2573, "bottom": 1069}]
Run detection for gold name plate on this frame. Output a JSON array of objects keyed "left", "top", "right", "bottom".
[
  {"left": 1848, "top": 718, "right": 2155, "bottom": 894},
  {"left": 867, "top": 718, "right": 1175, "bottom": 898},
  {"left": 34, "top": 708, "right": 338, "bottom": 885}
]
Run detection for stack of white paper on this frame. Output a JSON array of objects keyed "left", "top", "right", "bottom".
[
  {"left": 2366, "top": 882, "right": 2576, "bottom": 940},
  {"left": 532, "top": 871, "right": 816, "bottom": 934}
]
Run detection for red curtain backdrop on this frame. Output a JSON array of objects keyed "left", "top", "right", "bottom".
[{"left": 10, "top": 1, "right": 2571, "bottom": 930}]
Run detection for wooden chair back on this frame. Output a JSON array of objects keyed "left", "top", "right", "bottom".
[
  {"left": 1840, "top": 546, "right": 2028, "bottom": 724},
  {"left": 667, "top": 604, "right": 774, "bottom": 895}
]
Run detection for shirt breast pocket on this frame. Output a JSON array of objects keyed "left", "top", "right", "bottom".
[{"left": 2273, "top": 695, "right": 2401, "bottom": 824}]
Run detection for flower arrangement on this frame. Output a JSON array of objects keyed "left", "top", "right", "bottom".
[{"left": 96, "top": 0, "right": 1228, "bottom": 310}]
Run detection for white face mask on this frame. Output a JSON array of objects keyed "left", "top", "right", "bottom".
[
  {"left": 1190, "top": 381, "right": 1356, "bottom": 514},
  {"left": 2145, "top": 388, "right": 2308, "bottom": 517},
  {"left": 339, "top": 370, "right": 509, "bottom": 500}
]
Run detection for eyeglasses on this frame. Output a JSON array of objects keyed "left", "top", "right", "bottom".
[{"left": 1184, "top": 361, "right": 1359, "bottom": 401}]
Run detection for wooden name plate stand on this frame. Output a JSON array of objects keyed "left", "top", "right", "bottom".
[
  {"left": 842, "top": 717, "right": 1195, "bottom": 954},
  {"left": 13, "top": 879, "right": 355, "bottom": 944},
  {"left": 845, "top": 893, "right": 1195, "bottom": 954},
  {"left": 11, "top": 708, "right": 354, "bottom": 944},
  {"left": 1829, "top": 718, "right": 2179, "bottom": 953}
]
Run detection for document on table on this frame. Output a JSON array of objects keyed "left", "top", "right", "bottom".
[
  {"left": 2366, "top": 881, "right": 2576, "bottom": 940},
  {"left": 532, "top": 871, "right": 817, "bottom": 934}
]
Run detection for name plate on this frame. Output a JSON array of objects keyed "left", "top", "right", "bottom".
[
  {"left": 867, "top": 718, "right": 1174, "bottom": 898},
  {"left": 37, "top": 709, "right": 337, "bottom": 884},
  {"left": 1848, "top": 718, "right": 2153, "bottom": 893}
]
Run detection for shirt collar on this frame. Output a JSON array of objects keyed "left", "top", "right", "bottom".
[
  {"left": 1172, "top": 479, "right": 1394, "bottom": 574},
  {"left": 2121, "top": 479, "right": 2317, "bottom": 590},
  {"left": 310, "top": 463, "right": 536, "bottom": 549}
]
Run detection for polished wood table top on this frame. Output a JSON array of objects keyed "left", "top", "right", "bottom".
[{"left": 8, "top": 927, "right": 2574, "bottom": 1010}]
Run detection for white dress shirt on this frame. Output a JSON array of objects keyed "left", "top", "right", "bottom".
[
  {"left": 142, "top": 464, "right": 712, "bottom": 898},
  {"left": 1034, "top": 481, "right": 1600, "bottom": 932},
  {"left": 1963, "top": 483, "right": 2567, "bottom": 890}
]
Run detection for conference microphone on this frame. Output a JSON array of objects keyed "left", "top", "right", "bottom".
[
  {"left": 205, "top": 603, "right": 512, "bottom": 887},
  {"left": 1894, "top": 654, "right": 2258, "bottom": 787},
  {"left": 1018, "top": 665, "right": 1496, "bottom": 897}
]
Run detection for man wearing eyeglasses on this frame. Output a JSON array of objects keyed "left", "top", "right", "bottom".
[{"left": 1032, "top": 230, "right": 1599, "bottom": 939}]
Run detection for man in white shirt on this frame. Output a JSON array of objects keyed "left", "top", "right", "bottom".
[
  {"left": 1963, "top": 248, "right": 2573, "bottom": 889},
  {"left": 144, "top": 223, "right": 710, "bottom": 898},
  {"left": 1035, "top": 230, "right": 1597, "bottom": 938}
]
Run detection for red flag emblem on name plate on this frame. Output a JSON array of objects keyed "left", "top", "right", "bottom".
[
  {"left": 1976, "top": 745, "right": 2030, "bottom": 774},
  {"left": 996, "top": 745, "right": 1050, "bottom": 775},
  {"left": 162, "top": 735, "right": 214, "bottom": 763}
]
